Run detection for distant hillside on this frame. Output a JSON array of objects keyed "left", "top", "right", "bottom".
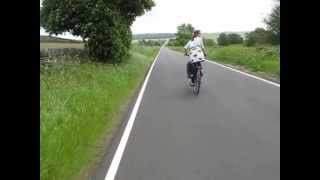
[
  {"left": 133, "top": 33, "right": 176, "bottom": 40},
  {"left": 41, "top": 32, "right": 247, "bottom": 43},
  {"left": 132, "top": 32, "right": 248, "bottom": 41},
  {"left": 202, "top": 31, "right": 248, "bottom": 41},
  {"left": 40, "top": 36, "right": 83, "bottom": 43}
]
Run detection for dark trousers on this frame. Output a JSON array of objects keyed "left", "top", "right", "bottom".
[
  {"left": 187, "top": 62, "right": 202, "bottom": 83},
  {"left": 186, "top": 62, "right": 193, "bottom": 77}
]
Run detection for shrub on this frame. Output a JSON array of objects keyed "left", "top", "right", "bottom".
[
  {"left": 227, "top": 33, "right": 243, "bottom": 44},
  {"left": 245, "top": 28, "right": 278, "bottom": 46},
  {"left": 217, "top": 33, "right": 229, "bottom": 46}
]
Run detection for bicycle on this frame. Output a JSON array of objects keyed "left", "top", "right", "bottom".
[
  {"left": 185, "top": 52, "right": 204, "bottom": 95},
  {"left": 192, "top": 62, "right": 202, "bottom": 95}
]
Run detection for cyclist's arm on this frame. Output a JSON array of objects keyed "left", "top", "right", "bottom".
[
  {"left": 202, "top": 48, "right": 207, "bottom": 57},
  {"left": 184, "top": 41, "right": 190, "bottom": 55},
  {"left": 184, "top": 49, "right": 188, "bottom": 55}
]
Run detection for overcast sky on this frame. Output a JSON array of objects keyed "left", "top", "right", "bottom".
[{"left": 40, "top": 0, "right": 275, "bottom": 39}]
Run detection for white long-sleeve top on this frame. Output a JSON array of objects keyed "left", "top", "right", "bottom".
[
  {"left": 184, "top": 37, "right": 206, "bottom": 63},
  {"left": 184, "top": 36, "right": 204, "bottom": 49}
]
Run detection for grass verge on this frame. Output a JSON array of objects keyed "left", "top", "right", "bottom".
[
  {"left": 40, "top": 44, "right": 160, "bottom": 180},
  {"left": 167, "top": 44, "right": 280, "bottom": 81}
]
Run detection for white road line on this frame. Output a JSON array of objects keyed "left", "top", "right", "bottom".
[
  {"left": 205, "top": 59, "right": 280, "bottom": 88},
  {"left": 104, "top": 43, "right": 165, "bottom": 180}
]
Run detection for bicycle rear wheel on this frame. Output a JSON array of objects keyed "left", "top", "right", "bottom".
[{"left": 193, "top": 69, "right": 201, "bottom": 95}]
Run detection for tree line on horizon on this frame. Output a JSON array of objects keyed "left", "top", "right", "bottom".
[
  {"left": 170, "top": 0, "right": 280, "bottom": 47},
  {"left": 40, "top": 0, "right": 279, "bottom": 62}
]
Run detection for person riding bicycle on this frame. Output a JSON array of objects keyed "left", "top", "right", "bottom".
[{"left": 184, "top": 30, "right": 207, "bottom": 86}]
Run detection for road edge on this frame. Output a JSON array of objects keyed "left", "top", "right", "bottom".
[
  {"left": 166, "top": 47, "right": 280, "bottom": 87},
  {"left": 88, "top": 41, "right": 167, "bottom": 180},
  {"left": 205, "top": 60, "right": 280, "bottom": 87},
  {"left": 76, "top": 47, "right": 163, "bottom": 180},
  {"left": 103, "top": 43, "right": 164, "bottom": 180}
]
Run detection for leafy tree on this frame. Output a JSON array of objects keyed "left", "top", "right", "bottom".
[
  {"left": 264, "top": 0, "right": 280, "bottom": 43},
  {"left": 175, "top": 23, "right": 194, "bottom": 46},
  {"left": 244, "top": 32, "right": 256, "bottom": 46},
  {"left": 227, "top": 33, "right": 243, "bottom": 44},
  {"left": 40, "top": 0, "right": 155, "bottom": 63},
  {"left": 245, "top": 28, "right": 277, "bottom": 46},
  {"left": 217, "top": 33, "right": 229, "bottom": 46},
  {"left": 40, "top": 7, "right": 42, "bottom": 27}
]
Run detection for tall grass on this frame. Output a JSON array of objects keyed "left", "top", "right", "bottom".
[
  {"left": 207, "top": 45, "right": 279, "bottom": 77},
  {"left": 168, "top": 44, "right": 280, "bottom": 79},
  {"left": 40, "top": 44, "right": 160, "bottom": 180}
]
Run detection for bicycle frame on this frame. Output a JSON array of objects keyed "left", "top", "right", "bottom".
[
  {"left": 185, "top": 52, "right": 203, "bottom": 95},
  {"left": 193, "top": 62, "right": 202, "bottom": 95}
]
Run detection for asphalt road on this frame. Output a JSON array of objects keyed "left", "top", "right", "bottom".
[{"left": 93, "top": 47, "right": 280, "bottom": 180}]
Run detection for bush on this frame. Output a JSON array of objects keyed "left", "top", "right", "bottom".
[
  {"left": 217, "top": 33, "right": 229, "bottom": 46},
  {"left": 244, "top": 28, "right": 278, "bottom": 46},
  {"left": 227, "top": 33, "right": 243, "bottom": 44},
  {"left": 245, "top": 33, "right": 256, "bottom": 46}
]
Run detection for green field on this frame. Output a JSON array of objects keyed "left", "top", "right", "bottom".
[
  {"left": 41, "top": 41, "right": 139, "bottom": 49},
  {"left": 168, "top": 44, "right": 280, "bottom": 80},
  {"left": 41, "top": 42, "right": 84, "bottom": 49},
  {"left": 202, "top": 31, "right": 247, "bottom": 41},
  {"left": 133, "top": 33, "right": 175, "bottom": 40},
  {"left": 40, "top": 36, "right": 83, "bottom": 43},
  {"left": 40, "top": 44, "right": 160, "bottom": 180},
  {"left": 131, "top": 39, "right": 139, "bottom": 43}
]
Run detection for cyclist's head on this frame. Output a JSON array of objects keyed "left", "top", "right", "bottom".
[{"left": 192, "top": 30, "right": 201, "bottom": 40}]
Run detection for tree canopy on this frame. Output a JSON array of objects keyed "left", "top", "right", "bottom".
[
  {"left": 264, "top": 0, "right": 280, "bottom": 43},
  {"left": 245, "top": 28, "right": 277, "bottom": 46},
  {"left": 175, "top": 23, "right": 194, "bottom": 46},
  {"left": 227, "top": 33, "right": 243, "bottom": 44},
  {"left": 41, "top": 0, "right": 155, "bottom": 62},
  {"left": 217, "top": 33, "right": 229, "bottom": 46}
]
